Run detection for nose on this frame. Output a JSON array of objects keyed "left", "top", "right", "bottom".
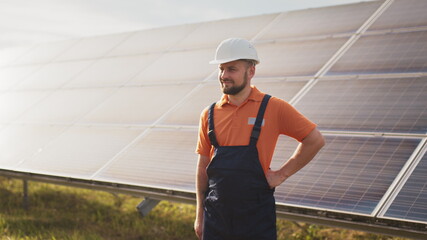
[{"left": 219, "top": 69, "right": 228, "bottom": 80}]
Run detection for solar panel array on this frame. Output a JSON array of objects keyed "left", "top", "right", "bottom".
[{"left": 0, "top": 0, "right": 426, "bottom": 235}]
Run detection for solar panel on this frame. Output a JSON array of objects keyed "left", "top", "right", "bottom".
[
  {"left": 16, "top": 126, "right": 144, "bottom": 179},
  {"left": 107, "top": 24, "right": 199, "bottom": 56},
  {"left": 173, "top": 14, "right": 277, "bottom": 49},
  {"left": 0, "top": 65, "right": 41, "bottom": 90},
  {"left": 271, "top": 135, "right": 421, "bottom": 215},
  {"left": 256, "top": 37, "right": 349, "bottom": 78},
  {"left": 0, "top": 0, "right": 426, "bottom": 237},
  {"left": 12, "top": 40, "right": 77, "bottom": 65},
  {"left": 160, "top": 83, "right": 222, "bottom": 126},
  {"left": 16, "top": 60, "right": 93, "bottom": 90},
  {"left": 0, "top": 90, "right": 49, "bottom": 124},
  {"left": 328, "top": 30, "right": 427, "bottom": 75},
  {"left": 369, "top": 0, "right": 427, "bottom": 31},
  {"left": 0, "top": 125, "right": 66, "bottom": 169},
  {"left": 63, "top": 54, "right": 159, "bottom": 88},
  {"left": 94, "top": 128, "right": 198, "bottom": 191},
  {"left": 294, "top": 76, "right": 427, "bottom": 133},
  {"left": 55, "top": 33, "right": 131, "bottom": 61},
  {"left": 17, "top": 88, "right": 114, "bottom": 124},
  {"left": 252, "top": 80, "right": 309, "bottom": 102},
  {"left": 383, "top": 147, "right": 427, "bottom": 222},
  {"left": 81, "top": 84, "right": 194, "bottom": 125},
  {"left": 128, "top": 48, "right": 215, "bottom": 84},
  {"left": 257, "top": 1, "right": 383, "bottom": 39},
  {"left": 0, "top": 45, "right": 33, "bottom": 67}
]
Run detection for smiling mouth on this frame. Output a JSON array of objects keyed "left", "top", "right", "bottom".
[{"left": 221, "top": 79, "right": 233, "bottom": 84}]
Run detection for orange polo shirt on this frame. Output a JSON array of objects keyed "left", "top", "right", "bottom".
[{"left": 196, "top": 86, "right": 316, "bottom": 173}]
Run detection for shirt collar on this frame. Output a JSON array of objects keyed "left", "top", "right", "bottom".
[{"left": 218, "top": 85, "right": 264, "bottom": 107}]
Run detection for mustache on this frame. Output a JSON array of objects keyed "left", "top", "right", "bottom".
[{"left": 220, "top": 78, "right": 233, "bottom": 83}]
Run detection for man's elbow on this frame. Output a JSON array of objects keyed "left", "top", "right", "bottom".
[
  {"left": 304, "top": 128, "right": 325, "bottom": 150},
  {"left": 316, "top": 130, "right": 326, "bottom": 149}
]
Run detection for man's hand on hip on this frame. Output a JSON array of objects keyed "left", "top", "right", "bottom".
[{"left": 266, "top": 169, "right": 288, "bottom": 188}]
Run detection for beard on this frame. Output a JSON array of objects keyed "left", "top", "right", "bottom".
[{"left": 221, "top": 72, "right": 249, "bottom": 95}]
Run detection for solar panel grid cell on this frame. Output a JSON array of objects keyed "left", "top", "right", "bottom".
[
  {"left": 257, "top": 1, "right": 383, "bottom": 39},
  {"left": 16, "top": 60, "right": 93, "bottom": 90},
  {"left": 63, "top": 54, "right": 159, "bottom": 88},
  {"left": 81, "top": 84, "right": 194, "bottom": 125},
  {"left": 55, "top": 33, "right": 131, "bottom": 61},
  {"left": 128, "top": 48, "right": 215, "bottom": 84},
  {"left": 95, "top": 129, "right": 198, "bottom": 191},
  {"left": 16, "top": 126, "right": 143, "bottom": 179},
  {"left": 0, "top": 90, "right": 49, "bottom": 124},
  {"left": 256, "top": 37, "right": 349, "bottom": 78},
  {"left": 173, "top": 14, "right": 277, "bottom": 50},
  {"left": 107, "top": 24, "right": 199, "bottom": 56},
  {"left": 160, "top": 83, "right": 221, "bottom": 126},
  {"left": 368, "top": 0, "right": 427, "bottom": 31},
  {"left": 254, "top": 80, "right": 308, "bottom": 102},
  {"left": 0, "top": 65, "right": 41, "bottom": 90},
  {"left": 17, "top": 88, "right": 115, "bottom": 124},
  {"left": 272, "top": 136, "right": 420, "bottom": 214},
  {"left": 328, "top": 31, "right": 427, "bottom": 75},
  {"left": 295, "top": 77, "right": 427, "bottom": 133},
  {"left": 12, "top": 40, "right": 78, "bottom": 65},
  {"left": 0, "top": 45, "right": 33, "bottom": 67},
  {"left": 0, "top": 125, "right": 66, "bottom": 169},
  {"left": 384, "top": 149, "right": 427, "bottom": 222}
]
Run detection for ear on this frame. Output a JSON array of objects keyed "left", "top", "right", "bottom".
[{"left": 248, "top": 65, "right": 256, "bottom": 79}]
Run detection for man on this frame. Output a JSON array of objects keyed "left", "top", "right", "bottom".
[{"left": 194, "top": 38, "right": 325, "bottom": 240}]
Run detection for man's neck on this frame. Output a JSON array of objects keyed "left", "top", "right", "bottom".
[{"left": 228, "top": 86, "right": 252, "bottom": 106}]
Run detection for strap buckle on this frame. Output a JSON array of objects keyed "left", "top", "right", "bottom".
[{"left": 251, "top": 126, "right": 261, "bottom": 140}]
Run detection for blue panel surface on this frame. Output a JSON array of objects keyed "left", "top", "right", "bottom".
[
  {"left": 295, "top": 77, "right": 427, "bottom": 134},
  {"left": 272, "top": 136, "right": 421, "bottom": 215},
  {"left": 384, "top": 150, "right": 427, "bottom": 223},
  {"left": 328, "top": 31, "right": 427, "bottom": 75}
]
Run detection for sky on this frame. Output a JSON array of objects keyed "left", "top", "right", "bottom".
[{"left": 0, "top": 0, "right": 374, "bottom": 50}]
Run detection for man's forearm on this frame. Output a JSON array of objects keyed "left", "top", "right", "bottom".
[
  {"left": 194, "top": 155, "right": 210, "bottom": 239},
  {"left": 195, "top": 155, "right": 210, "bottom": 219},
  {"left": 282, "top": 128, "right": 324, "bottom": 177}
]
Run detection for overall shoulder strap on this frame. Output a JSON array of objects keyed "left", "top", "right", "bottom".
[
  {"left": 250, "top": 94, "right": 271, "bottom": 146},
  {"left": 208, "top": 102, "right": 219, "bottom": 148}
]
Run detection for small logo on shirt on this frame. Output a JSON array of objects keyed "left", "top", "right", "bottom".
[{"left": 248, "top": 117, "right": 265, "bottom": 126}]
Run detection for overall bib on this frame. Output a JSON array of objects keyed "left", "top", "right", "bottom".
[{"left": 203, "top": 94, "right": 277, "bottom": 240}]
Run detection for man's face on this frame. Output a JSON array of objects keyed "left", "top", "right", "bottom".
[{"left": 218, "top": 60, "right": 254, "bottom": 95}]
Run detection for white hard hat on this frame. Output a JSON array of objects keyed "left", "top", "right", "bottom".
[{"left": 209, "top": 38, "right": 260, "bottom": 64}]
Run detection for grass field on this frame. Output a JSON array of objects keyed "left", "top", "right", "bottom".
[{"left": 0, "top": 177, "right": 408, "bottom": 240}]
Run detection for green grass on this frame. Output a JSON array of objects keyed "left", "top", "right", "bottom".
[{"left": 0, "top": 177, "right": 408, "bottom": 240}]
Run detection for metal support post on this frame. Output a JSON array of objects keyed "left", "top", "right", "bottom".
[
  {"left": 23, "top": 179, "right": 29, "bottom": 211},
  {"left": 136, "top": 198, "right": 160, "bottom": 217}
]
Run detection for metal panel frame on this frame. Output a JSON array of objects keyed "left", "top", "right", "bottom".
[
  {"left": 1, "top": 169, "right": 425, "bottom": 239},
  {"left": 374, "top": 138, "right": 427, "bottom": 216},
  {"left": 376, "top": 139, "right": 427, "bottom": 220}
]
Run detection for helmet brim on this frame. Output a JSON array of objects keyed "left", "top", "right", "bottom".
[{"left": 209, "top": 58, "right": 259, "bottom": 65}]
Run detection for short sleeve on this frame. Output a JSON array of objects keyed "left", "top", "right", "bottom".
[
  {"left": 278, "top": 99, "right": 316, "bottom": 142},
  {"left": 196, "top": 107, "right": 211, "bottom": 157}
]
